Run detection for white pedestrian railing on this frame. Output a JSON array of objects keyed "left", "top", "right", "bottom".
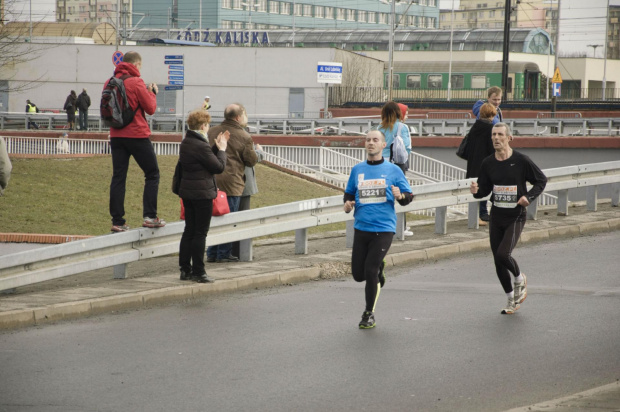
[{"left": 1, "top": 160, "right": 618, "bottom": 293}]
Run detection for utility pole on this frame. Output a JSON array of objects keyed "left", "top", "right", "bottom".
[
  {"left": 501, "top": 0, "right": 512, "bottom": 93},
  {"left": 447, "top": 0, "right": 455, "bottom": 101},
  {"left": 388, "top": 0, "right": 396, "bottom": 101},
  {"left": 603, "top": 0, "right": 609, "bottom": 100},
  {"left": 552, "top": 0, "right": 561, "bottom": 114}
]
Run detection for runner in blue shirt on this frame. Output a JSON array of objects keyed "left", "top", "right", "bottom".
[{"left": 344, "top": 130, "right": 413, "bottom": 329}]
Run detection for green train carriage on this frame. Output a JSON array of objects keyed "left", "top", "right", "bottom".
[{"left": 384, "top": 61, "right": 541, "bottom": 101}]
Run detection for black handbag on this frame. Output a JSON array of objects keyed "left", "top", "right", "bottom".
[{"left": 456, "top": 132, "right": 469, "bottom": 160}]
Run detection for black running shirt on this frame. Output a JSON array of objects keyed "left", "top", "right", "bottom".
[{"left": 473, "top": 150, "right": 547, "bottom": 218}]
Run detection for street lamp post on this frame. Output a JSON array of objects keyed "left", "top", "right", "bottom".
[
  {"left": 241, "top": 2, "right": 260, "bottom": 45},
  {"left": 388, "top": 0, "right": 396, "bottom": 101},
  {"left": 603, "top": 0, "right": 610, "bottom": 101},
  {"left": 447, "top": 0, "right": 455, "bottom": 101}
]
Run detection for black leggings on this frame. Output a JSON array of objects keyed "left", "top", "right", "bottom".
[
  {"left": 489, "top": 209, "right": 526, "bottom": 293},
  {"left": 351, "top": 229, "right": 393, "bottom": 312}
]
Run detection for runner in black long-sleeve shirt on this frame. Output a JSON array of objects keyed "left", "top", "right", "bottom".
[{"left": 470, "top": 122, "right": 547, "bottom": 314}]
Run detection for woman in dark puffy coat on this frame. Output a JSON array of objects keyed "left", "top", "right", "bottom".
[
  {"left": 465, "top": 102, "right": 496, "bottom": 225},
  {"left": 177, "top": 109, "right": 229, "bottom": 283},
  {"left": 63, "top": 90, "right": 77, "bottom": 130}
]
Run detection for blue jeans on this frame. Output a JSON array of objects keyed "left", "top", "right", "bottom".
[
  {"left": 79, "top": 110, "right": 88, "bottom": 130},
  {"left": 479, "top": 200, "right": 489, "bottom": 217},
  {"left": 206, "top": 195, "right": 241, "bottom": 259}
]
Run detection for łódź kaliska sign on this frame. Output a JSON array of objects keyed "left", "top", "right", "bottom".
[{"left": 175, "top": 30, "right": 270, "bottom": 45}]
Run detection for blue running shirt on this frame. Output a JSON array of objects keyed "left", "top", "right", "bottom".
[{"left": 345, "top": 161, "right": 412, "bottom": 233}]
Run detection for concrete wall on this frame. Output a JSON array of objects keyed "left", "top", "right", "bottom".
[{"left": 2, "top": 44, "right": 377, "bottom": 116}]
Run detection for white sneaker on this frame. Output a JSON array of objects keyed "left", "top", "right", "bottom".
[
  {"left": 406, "top": 226, "right": 411, "bottom": 230},
  {"left": 514, "top": 274, "right": 527, "bottom": 304},
  {"left": 403, "top": 230, "right": 413, "bottom": 236},
  {"left": 501, "top": 297, "right": 520, "bottom": 315}
]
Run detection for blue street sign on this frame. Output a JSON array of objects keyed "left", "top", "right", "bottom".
[
  {"left": 169, "top": 65, "right": 184, "bottom": 70},
  {"left": 168, "top": 76, "right": 184, "bottom": 80},
  {"left": 165, "top": 55, "right": 184, "bottom": 60},
  {"left": 165, "top": 85, "right": 184, "bottom": 90},
  {"left": 552, "top": 82, "right": 561, "bottom": 97},
  {"left": 168, "top": 71, "right": 184, "bottom": 75},
  {"left": 164, "top": 60, "right": 184, "bottom": 65},
  {"left": 168, "top": 81, "right": 184, "bottom": 85}
]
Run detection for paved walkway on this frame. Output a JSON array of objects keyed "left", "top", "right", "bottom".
[{"left": 1, "top": 202, "right": 619, "bottom": 411}]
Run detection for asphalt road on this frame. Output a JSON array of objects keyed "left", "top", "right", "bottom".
[{"left": 1, "top": 232, "right": 618, "bottom": 412}]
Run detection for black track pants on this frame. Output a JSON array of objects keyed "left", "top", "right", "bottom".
[
  {"left": 489, "top": 209, "right": 526, "bottom": 293},
  {"left": 351, "top": 229, "right": 393, "bottom": 312}
]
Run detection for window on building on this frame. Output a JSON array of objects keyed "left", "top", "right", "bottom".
[
  {"left": 303, "top": 4, "right": 312, "bottom": 16},
  {"left": 428, "top": 0, "right": 436, "bottom": 6},
  {"left": 479, "top": 11, "right": 484, "bottom": 17},
  {"left": 336, "top": 8, "right": 345, "bottom": 20},
  {"left": 359, "top": 10, "right": 367, "bottom": 22},
  {"left": 325, "top": 6, "right": 333, "bottom": 19},
  {"left": 281, "top": 1, "right": 290, "bottom": 15},
  {"left": 368, "top": 11, "right": 376, "bottom": 23},
  {"left": 429, "top": 17, "right": 435, "bottom": 27},
  {"left": 232, "top": 0, "right": 242, "bottom": 10},
  {"left": 420, "top": 0, "right": 427, "bottom": 6},
  {"left": 407, "top": 74, "right": 421, "bottom": 89},
  {"left": 233, "top": 21, "right": 244, "bottom": 29},
  {"left": 221, "top": 20, "right": 231, "bottom": 28},
  {"left": 316, "top": 6, "right": 324, "bottom": 18},
  {"left": 489, "top": 10, "right": 495, "bottom": 17},
  {"left": 379, "top": 13, "right": 388, "bottom": 24},
  {"left": 294, "top": 3, "right": 301, "bottom": 16},
  {"left": 347, "top": 9, "right": 355, "bottom": 21},
  {"left": 471, "top": 75, "right": 487, "bottom": 89},
  {"left": 268, "top": 1, "right": 277, "bottom": 13},
  {"left": 428, "top": 74, "right": 442, "bottom": 89},
  {"left": 256, "top": 0, "right": 266, "bottom": 12},
  {"left": 385, "top": 74, "right": 400, "bottom": 89},
  {"left": 222, "top": 0, "right": 231, "bottom": 8}
]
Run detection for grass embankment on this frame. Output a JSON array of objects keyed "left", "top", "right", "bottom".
[{"left": 0, "top": 156, "right": 345, "bottom": 236}]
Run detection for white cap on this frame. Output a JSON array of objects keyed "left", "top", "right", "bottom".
[{"left": 205, "top": 95, "right": 210, "bottom": 99}]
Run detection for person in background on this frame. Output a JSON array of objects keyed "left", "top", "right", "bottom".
[
  {"left": 25, "top": 99, "right": 40, "bottom": 129},
  {"left": 104, "top": 51, "right": 165, "bottom": 232},
  {"left": 0, "top": 137, "right": 12, "bottom": 196},
  {"left": 344, "top": 130, "right": 413, "bottom": 329},
  {"left": 206, "top": 103, "right": 258, "bottom": 263},
  {"left": 232, "top": 143, "right": 264, "bottom": 258},
  {"left": 203, "top": 96, "right": 211, "bottom": 111},
  {"left": 378, "top": 101, "right": 411, "bottom": 174},
  {"left": 470, "top": 123, "right": 547, "bottom": 315},
  {"left": 63, "top": 90, "right": 77, "bottom": 130},
  {"left": 473, "top": 86, "right": 503, "bottom": 125},
  {"left": 177, "top": 109, "right": 229, "bottom": 284},
  {"left": 76, "top": 88, "right": 91, "bottom": 131},
  {"left": 397, "top": 103, "right": 414, "bottom": 236},
  {"left": 465, "top": 102, "right": 497, "bottom": 225}
]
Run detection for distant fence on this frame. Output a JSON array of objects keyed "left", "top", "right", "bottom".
[{"left": 329, "top": 86, "right": 620, "bottom": 106}]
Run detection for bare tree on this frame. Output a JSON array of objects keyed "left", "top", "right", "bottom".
[{"left": 0, "top": 1, "right": 49, "bottom": 93}]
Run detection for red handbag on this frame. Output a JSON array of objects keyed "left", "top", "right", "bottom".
[{"left": 212, "top": 190, "right": 230, "bottom": 216}]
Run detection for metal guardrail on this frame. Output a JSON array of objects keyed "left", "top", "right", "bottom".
[{"left": 1, "top": 161, "right": 619, "bottom": 292}]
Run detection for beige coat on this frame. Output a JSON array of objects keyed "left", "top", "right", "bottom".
[{"left": 208, "top": 119, "right": 258, "bottom": 197}]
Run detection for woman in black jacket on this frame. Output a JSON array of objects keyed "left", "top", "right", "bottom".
[
  {"left": 177, "top": 109, "right": 229, "bottom": 283},
  {"left": 63, "top": 90, "right": 77, "bottom": 130},
  {"left": 465, "top": 102, "right": 496, "bottom": 225}
]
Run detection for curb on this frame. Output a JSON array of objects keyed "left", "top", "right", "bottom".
[{"left": 1, "top": 218, "right": 619, "bottom": 331}]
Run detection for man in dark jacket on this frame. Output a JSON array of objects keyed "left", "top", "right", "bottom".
[
  {"left": 104, "top": 51, "right": 165, "bottom": 232},
  {"left": 206, "top": 103, "right": 258, "bottom": 263},
  {"left": 76, "top": 88, "right": 91, "bottom": 131}
]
